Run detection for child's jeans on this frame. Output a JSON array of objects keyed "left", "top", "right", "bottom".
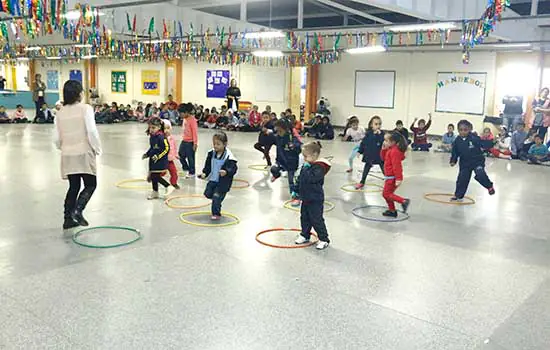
[
  {"left": 383, "top": 179, "right": 405, "bottom": 211},
  {"left": 300, "top": 200, "right": 330, "bottom": 243},
  {"left": 348, "top": 145, "right": 360, "bottom": 169},
  {"left": 178, "top": 141, "right": 196, "bottom": 175},
  {"left": 455, "top": 165, "right": 493, "bottom": 199},
  {"left": 204, "top": 181, "right": 227, "bottom": 216},
  {"left": 167, "top": 161, "right": 178, "bottom": 186}
]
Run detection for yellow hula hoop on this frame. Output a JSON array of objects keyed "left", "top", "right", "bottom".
[
  {"left": 179, "top": 211, "right": 240, "bottom": 227},
  {"left": 232, "top": 178, "right": 250, "bottom": 189},
  {"left": 115, "top": 179, "right": 150, "bottom": 190},
  {"left": 423, "top": 193, "right": 476, "bottom": 205},
  {"left": 165, "top": 194, "right": 211, "bottom": 210},
  {"left": 248, "top": 164, "right": 270, "bottom": 171},
  {"left": 283, "top": 200, "right": 335, "bottom": 213},
  {"left": 340, "top": 183, "right": 383, "bottom": 193}
]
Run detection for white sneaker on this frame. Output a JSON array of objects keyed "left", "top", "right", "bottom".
[
  {"left": 147, "top": 191, "right": 159, "bottom": 200},
  {"left": 316, "top": 241, "right": 330, "bottom": 250},
  {"left": 295, "top": 235, "right": 310, "bottom": 244},
  {"left": 185, "top": 174, "right": 195, "bottom": 179},
  {"left": 450, "top": 197, "right": 464, "bottom": 203},
  {"left": 164, "top": 186, "right": 175, "bottom": 198}
]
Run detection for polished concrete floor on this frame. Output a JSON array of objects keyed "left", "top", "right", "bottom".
[{"left": 1, "top": 122, "right": 549, "bottom": 349}]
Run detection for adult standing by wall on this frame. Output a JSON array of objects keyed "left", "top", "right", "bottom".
[
  {"left": 0, "top": 75, "right": 7, "bottom": 90},
  {"left": 530, "top": 87, "right": 550, "bottom": 141},
  {"left": 226, "top": 79, "right": 241, "bottom": 112},
  {"left": 33, "top": 74, "right": 46, "bottom": 119},
  {"left": 501, "top": 95, "right": 524, "bottom": 131},
  {"left": 54, "top": 80, "right": 102, "bottom": 230}
]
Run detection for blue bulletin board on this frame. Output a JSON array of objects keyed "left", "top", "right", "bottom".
[
  {"left": 206, "top": 70, "right": 230, "bottom": 98},
  {"left": 69, "top": 70, "right": 82, "bottom": 83}
]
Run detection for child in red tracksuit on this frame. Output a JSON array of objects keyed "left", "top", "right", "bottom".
[
  {"left": 163, "top": 120, "right": 180, "bottom": 189},
  {"left": 380, "top": 132, "right": 411, "bottom": 218}
]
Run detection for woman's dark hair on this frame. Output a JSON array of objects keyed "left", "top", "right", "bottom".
[
  {"left": 146, "top": 117, "right": 164, "bottom": 135},
  {"left": 213, "top": 131, "right": 228, "bottom": 144},
  {"left": 457, "top": 119, "right": 473, "bottom": 130},
  {"left": 62, "top": 80, "right": 83, "bottom": 105},
  {"left": 390, "top": 131, "right": 408, "bottom": 152},
  {"left": 367, "top": 115, "right": 381, "bottom": 131}
]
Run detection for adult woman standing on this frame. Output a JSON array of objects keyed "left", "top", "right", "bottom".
[
  {"left": 531, "top": 87, "right": 550, "bottom": 141},
  {"left": 225, "top": 79, "right": 241, "bottom": 112},
  {"left": 54, "top": 80, "right": 102, "bottom": 230},
  {"left": 33, "top": 74, "right": 46, "bottom": 118}
]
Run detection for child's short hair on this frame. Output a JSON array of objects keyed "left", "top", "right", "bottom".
[
  {"left": 275, "top": 119, "right": 291, "bottom": 131},
  {"left": 448, "top": 123, "right": 455, "bottom": 128},
  {"left": 516, "top": 122, "right": 525, "bottom": 128},
  {"left": 303, "top": 141, "right": 322, "bottom": 155},
  {"left": 178, "top": 103, "right": 195, "bottom": 114},
  {"left": 147, "top": 117, "right": 165, "bottom": 135},
  {"left": 16, "top": 104, "right": 23, "bottom": 108},
  {"left": 418, "top": 119, "right": 426, "bottom": 124},
  {"left": 396, "top": 120, "right": 403, "bottom": 126},
  {"left": 262, "top": 111, "right": 269, "bottom": 116},
  {"left": 457, "top": 119, "right": 473, "bottom": 130},
  {"left": 322, "top": 116, "right": 330, "bottom": 123},
  {"left": 213, "top": 130, "right": 228, "bottom": 144},
  {"left": 534, "top": 134, "right": 543, "bottom": 140}
]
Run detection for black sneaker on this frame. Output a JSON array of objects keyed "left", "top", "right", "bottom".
[
  {"left": 63, "top": 218, "right": 80, "bottom": 230},
  {"left": 401, "top": 199, "right": 411, "bottom": 213},
  {"left": 382, "top": 210, "right": 398, "bottom": 218},
  {"left": 173, "top": 184, "right": 181, "bottom": 190},
  {"left": 450, "top": 196, "right": 464, "bottom": 203},
  {"left": 488, "top": 187, "right": 495, "bottom": 195}
]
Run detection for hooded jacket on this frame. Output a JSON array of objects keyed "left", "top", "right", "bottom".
[
  {"left": 381, "top": 145, "right": 405, "bottom": 181},
  {"left": 201, "top": 148, "right": 238, "bottom": 193},
  {"left": 296, "top": 158, "right": 331, "bottom": 202},
  {"left": 358, "top": 130, "right": 384, "bottom": 164}
]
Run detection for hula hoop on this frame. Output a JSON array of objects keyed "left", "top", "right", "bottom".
[
  {"left": 341, "top": 183, "right": 383, "bottom": 193},
  {"left": 283, "top": 200, "right": 335, "bottom": 213},
  {"left": 248, "top": 164, "right": 270, "bottom": 171},
  {"left": 115, "top": 179, "right": 150, "bottom": 189},
  {"left": 424, "top": 193, "right": 476, "bottom": 205},
  {"left": 179, "top": 211, "right": 240, "bottom": 227},
  {"left": 72, "top": 226, "right": 142, "bottom": 249},
  {"left": 232, "top": 179, "right": 250, "bottom": 189},
  {"left": 352, "top": 205, "right": 410, "bottom": 222},
  {"left": 165, "top": 194, "right": 211, "bottom": 209},
  {"left": 255, "top": 228, "right": 318, "bottom": 249}
]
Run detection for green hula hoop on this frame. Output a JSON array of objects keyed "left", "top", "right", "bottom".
[{"left": 72, "top": 226, "right": 142, "bottom": 249}]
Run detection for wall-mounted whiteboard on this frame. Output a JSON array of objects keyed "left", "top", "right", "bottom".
[
  {"left": 354, "top": 70, "right": 396, "bottom": 109},
  {"left": 255, "top": 69, "right": 285, "bottom": 102},
  {"left": 435, "top": 72, "right": 487, "bottom": 115}
]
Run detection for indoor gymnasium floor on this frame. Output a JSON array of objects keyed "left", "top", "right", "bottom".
[{"left": 0, "top": 122, "right": 549, "bottom": 349}]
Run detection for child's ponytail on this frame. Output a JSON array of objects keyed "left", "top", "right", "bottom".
[{"left": 390, "top": 131, "right": 408, "bottom": 153}]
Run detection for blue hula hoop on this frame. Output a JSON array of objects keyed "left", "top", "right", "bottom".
[{"left": 351, "top": 205, "right": 410, "bottom": 222}]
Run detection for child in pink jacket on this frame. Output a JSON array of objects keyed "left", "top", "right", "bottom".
[{"left": 163, "top": 120, "right": 180, "bottom": 189}]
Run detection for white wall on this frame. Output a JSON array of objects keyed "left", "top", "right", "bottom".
[
  {"left": 319, "top": 51, "right": 497, "bottom": 132},
  {"left": 181, "top": 60, "right": 289, "bottom": 112},
  {"left": 35, "top": 60, "right": 86, "bottom": 94}
]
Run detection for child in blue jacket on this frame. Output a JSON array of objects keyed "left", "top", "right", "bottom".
[
  {"left": 142, "top": 117, "right": 175, "bottom": 200},
  {"left": 199, "top": 131, "right": 238, "bottom": 220},
  {"left": 450, "top": 120, "right": 495, "bottom": 202},
  {"left": 294, "top": 141, "right": 331, "bottom": 250},
  {"left": 271, "top": 119, "right": 302, "bottom": 205},
  {"left": 355, "top": 116, "right": 385, "bottom": 189}
]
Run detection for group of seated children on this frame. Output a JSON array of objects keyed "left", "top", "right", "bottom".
[
  {"left": 95, "top": 102, "right": 148, "bottom": 124},
  {"left": 302, "top": 113, "right": 335, "bottom": 140},
  {"left": 0, "top": 103, "right": 58, "bottom": 124}
]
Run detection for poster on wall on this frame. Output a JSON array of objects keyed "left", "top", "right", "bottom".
[
  {"left": 141, "top": 70, "right": 160, "bottom": 95},
  {"left": 206, "top": 70, "right": 230, "bottom": 98},
  {"left": 435, "top": 72, "right": 487, "bottom": 115},
  {"left": 69, "top": 70, "right": 82, "bottom": 83},
  {"left": 46, "top": 70, "right": 59, "bottom": 90},
  {"left": 111, "top": 71, "right": 127, "bottom": 93}
]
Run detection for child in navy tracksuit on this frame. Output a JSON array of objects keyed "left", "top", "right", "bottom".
[
  {"left": 271, "top": 119, "right": 302, "bottom": 204},
  {"left": 199, "top": 131, "right": 238, "bottom": 220},
  {"left": 294, "top": 142, "right": 331, "bottom": 250},
  {"left": 142, "top": 117, "right": 175, "bottom": 200},
  {"left": 450, "top": 119, "right": 495, "bottom": 201},
  {"left": 355, "top": 116, "right": 385, "bottom": 189},
  {"left": 381, "top": 132, "right": 411, "bottom": 217},
  {"left": 254, "top": 111, "right": 276, "bottom": 167}
]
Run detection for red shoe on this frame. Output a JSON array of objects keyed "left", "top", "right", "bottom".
[
  {"left": 271, "top": 176, "right": 278, "bottom": 183},
  {"left": 488, "top": 187, "right": 495, "bottom": 195},
  {"left": 211, "top": 215, "right": 221, "bottom": 220},
  {"left": 354, "top": 183, "right": 365, "bottom": 190}
]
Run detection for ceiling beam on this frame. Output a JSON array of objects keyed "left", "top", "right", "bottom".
[
  {"left": 532, "top": 0, "right": 539, "bottom": 16},
  {"left": 314, "top": 0, "right": 392, "bottom": 24},
  {"left": 249, "top": 12, "right": 340, "bottom": 21},
  {"left": 298, "top": 0, "right": 304, "bottom": 28},
  {"left": 178, "top": 0, "right": 263, "bottom": 9}
]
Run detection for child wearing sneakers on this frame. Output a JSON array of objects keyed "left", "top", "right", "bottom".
[
  {"left": 410, "top": 114, "right": 433, "bottom": 151},
  {"left": 450, "top": 119, "right": 495, "bottom": 202},
  {"left": 178, "top": 103, "right": 199, "bottom": 178},
  {"left": 271, "top": 119, "right": 302, "bottom": 205},
  {"left": 198, "top": 131, "right": 238, "bottom": 220},
  {"left": 143, "top": 118, "right": 175, "bottom": 200},
  {"left": 163, "top": 120, "right": 180, "bottom": 189},
  {"left": 380, "top": 132, "right": 411, "bottom": 217},
  {"left": 294, "top": 141, "right": 331, "bottom": 250},
  {"left": 355, "top": 116, "right": 385, "bottom": 189},
  {"left": 344, "top": 116, "right": 366, "bottom": 173},
  {"left": 254, "top": 111, "right": 276, "bottom": 168}
]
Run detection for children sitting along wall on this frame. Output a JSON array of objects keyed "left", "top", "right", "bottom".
[{"left": 435, "top": 124, "right": 456, "bottom": 153}]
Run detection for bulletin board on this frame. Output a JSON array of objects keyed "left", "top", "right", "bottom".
[
  {"left": 354, "top": 70, "right": 396, "bottom": 109},
  {"left": 206, "top": 70, "right": 230, "bottom": 98},
  {"left": 46, "top": 70, "right": 59, "bottom": 91},
  {"left": 141, "top": 70, "right": 160, "bottom": 95},
  {"left": 435, "top": 72, "right": 487, "bottom": 115},
  {"left": 69, "top": 70, "right": 82, "bottom": 83},
  {"left": 111, "top": 71, "right": 127, "bottom": 93}
]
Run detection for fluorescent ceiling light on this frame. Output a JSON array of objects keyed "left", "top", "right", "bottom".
[
  {"left": 146, "top": 39, "right": 171, "bottom": 44},
  {"left": 64, "top": 9, "right": 105, "bottom": 20},
  {"left": 24, "top": 46, "right": 41, "bottom": 51},
  {"left": 386, "top": 22, "right": 456, "bottom": 32},
  {"left": 82, "top": 55, "right": 98, "bottom": 59},
  {"left": 252, "top": 50, "right": 284, "bottom": 57},
  {"left": 46, "top": 57, "right": 62, "bottom": 60},
  {"left": 484, "top": 43, "right": 531, "bottom": 48},
  {"left": 346, "top": 46, "right": 386, "bottom": 54},
  {"left": 245, "top": 31, "right": 285, "bottom": 39},
  {"left": 17, "top": 57, "right": 29, "bottom": 61},
  {"left": 74, "top": 44, "right": 92, "bottom": 48}
]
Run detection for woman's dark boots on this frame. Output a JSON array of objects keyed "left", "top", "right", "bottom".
[
  {"left": 72, "top": 189, "right": 93, "bottom": 227},
  {"left": 63, "top": 198, "right": 80, "bottom": 230}
]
